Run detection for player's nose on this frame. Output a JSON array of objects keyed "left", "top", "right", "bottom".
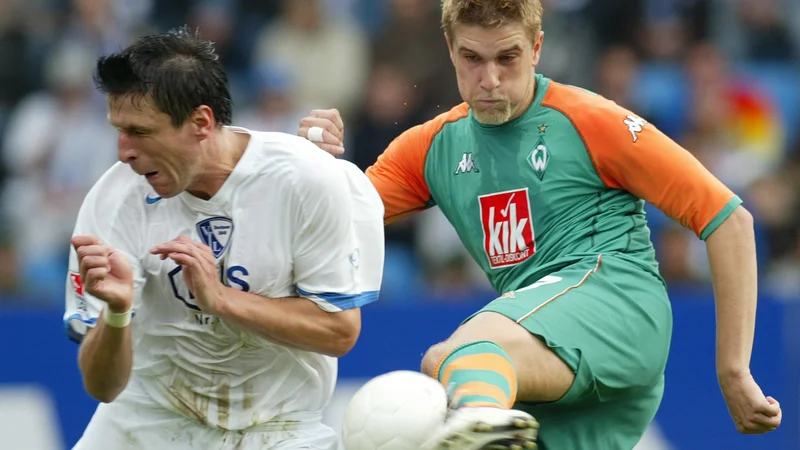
[
  {"left": 480, "top": 63, "right": 501, "bottom": 91},
  {"left": 117, "top": 132, "right": 138, "bottom": 163}
]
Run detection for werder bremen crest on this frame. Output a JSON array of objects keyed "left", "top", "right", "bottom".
[{"left": 528, "top": 137, "right": 549, "bottom": 180}]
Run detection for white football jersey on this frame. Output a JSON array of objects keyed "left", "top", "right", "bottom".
[{"left": 63, "top": 127, "right": 385, "bottom": 431}]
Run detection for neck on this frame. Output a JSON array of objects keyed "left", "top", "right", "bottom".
[
  {"left": 509, "top": 71, "right": 538, "bottom": 121},
  {"left": 187, "top": 127, "right": 249, "bottom": 200}
]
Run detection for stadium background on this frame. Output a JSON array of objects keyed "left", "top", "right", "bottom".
[{"left": 0, "top": 0, "right": 798, "bottom": 448}]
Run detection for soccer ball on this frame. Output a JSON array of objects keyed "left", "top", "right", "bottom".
[{"left": 341, "top": 370, "right": 449, "bottom": 450}]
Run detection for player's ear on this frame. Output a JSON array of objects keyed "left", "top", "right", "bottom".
[
  {"left": 532, "top": 31, "right": 544, "bottom": 66},
  {"left": 445, "top": 33, "right": 456, "bottom": 65},
  {"left": 191, "top": 105, "right": 215, "bottom": 139}
]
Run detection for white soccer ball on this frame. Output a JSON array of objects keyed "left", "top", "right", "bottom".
[{"left": 341, "top": 370, "right": 449, "bottom": 450}]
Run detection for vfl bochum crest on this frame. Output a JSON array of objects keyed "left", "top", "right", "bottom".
[{"left": 196, "top": 217, "right": 234, "bottom": 260}]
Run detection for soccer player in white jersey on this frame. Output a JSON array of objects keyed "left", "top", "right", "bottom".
[{"left": 62, "top": 27, "right": 385, "bottom": 450}]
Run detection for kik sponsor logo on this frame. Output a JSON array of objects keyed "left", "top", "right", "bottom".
[{"left": 478, "top": 188, "right": 535, "bottom": 269}]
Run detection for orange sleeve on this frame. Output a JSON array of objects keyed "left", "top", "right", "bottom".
[
  {"left": 365, "top": 103, "right": 470, "bottom": 224},
  {"left": 543, "top": 83, "right": 740, "bottom": 239}
]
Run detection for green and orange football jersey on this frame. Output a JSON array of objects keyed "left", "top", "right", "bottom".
[{"left": 366, "top": 74, "right": 740, "bottom": 294}]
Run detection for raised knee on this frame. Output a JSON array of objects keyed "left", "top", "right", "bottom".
[{"left": 421, "top": 342, "right": 451, "bottom": 378}]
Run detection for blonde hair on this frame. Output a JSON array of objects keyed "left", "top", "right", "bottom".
[{"left": 441, "top": 0, "right": 543, "bottom": 43}]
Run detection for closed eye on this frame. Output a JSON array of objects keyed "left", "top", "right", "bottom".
[{"left": 117, "top": 127, "right": 149, "bottom": 136}]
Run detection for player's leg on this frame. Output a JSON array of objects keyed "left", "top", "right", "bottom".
[
  {"left": 417, "top": 271, "right": 593, "bottom": 449},
  {"left": 522, "top": 375, "right": 665, "bottom": 450},
  {"left": 418, "top": 316, "right": 558, "bottom": 449},
  {"left": 511, "top": 256, "right": 671, "bottom": 449},
  {"left": 421, "top": 311, "right": 575, "bottom": 405},
  {"left": 419, "top": 264, "right": 601, "bottom": 411},
  {"left": 420, "top": 255, "right": 672, "bottom": 449}
]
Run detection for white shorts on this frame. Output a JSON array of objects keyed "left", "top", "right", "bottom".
[{"left": 72, "top": 381, "right": 339, "bottom": 450}]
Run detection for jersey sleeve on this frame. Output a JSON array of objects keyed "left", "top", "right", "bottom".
[
  {"left": 64, "top": 169, "right": 146, "bottom": 343},
  {"left": 548, "top": 86, "right": 740, "bottom": 240},
  {"left": 292, "top": 159, "right": 383, "bottom": 312},
  {"left": 365, "top": 125, "right": 434, "bottom": 223},
  {"left": 365, "top": 103, "right": 470, "bottom": 223}
]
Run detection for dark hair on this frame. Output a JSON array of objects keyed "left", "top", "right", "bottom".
[{"left": 94, "top": 26, "right": 232, "bottom": 127}]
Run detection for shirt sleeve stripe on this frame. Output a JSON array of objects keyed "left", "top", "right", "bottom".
[{"left": 296, "top": 288, "right": 379, "bottom": 311}]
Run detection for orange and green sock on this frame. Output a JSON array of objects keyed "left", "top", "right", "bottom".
[{"left": 433, "top": 340, "right": 518, "bottom": 409}]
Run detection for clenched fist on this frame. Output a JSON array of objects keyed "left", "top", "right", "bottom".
[
  {"left": 720, "top": 371, "right": 782, "bottom": 434},
  {"left": 72, "top": 235, "right": 134, "bottom": 312}
]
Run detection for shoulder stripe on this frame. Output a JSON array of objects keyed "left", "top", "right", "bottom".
[
  {"left": 541, "top": 81, "right": 738, "bottom": 238},
  {"left": 367, "top": 103, "right": 470, "bottom": 223}
]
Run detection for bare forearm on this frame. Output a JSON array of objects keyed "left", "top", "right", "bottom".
[
  {"left": 706, "top": 207, "right": 757, "bottom": 378},
  {"left": 216, "top": 287, "right": 360, "bottom": 357},
  {"left": 78, "top": 315, "right": 133, "bottom": 403}
]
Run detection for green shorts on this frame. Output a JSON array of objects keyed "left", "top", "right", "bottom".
[{"left": 471, "top": 253, "right": 673, "bottom": 450}]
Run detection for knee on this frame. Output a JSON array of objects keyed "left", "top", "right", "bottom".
[
  {"left": 420, "top": 342, "right": 452, "bottom": 378},
  {"left": 420, "top": 313, "right": 522, "bottom": 378}
]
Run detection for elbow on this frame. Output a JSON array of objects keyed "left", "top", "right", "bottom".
[
  {"left": 724, "top": 206, "right": 754, "bottom": 233},
  {"left": 325, "top": 316, "right": 362, "bottom": 357},
  {"left": 79, "top": 359, "right": 128, "bottom": 403},
  {"left": 709, "top": 206, "right": 754, "bottom": 241},
  {"left": 325, "top": 339, "right": 357, "bottom": 358},
  {"left": 83, "top": 381, "right": 124, "bottom": 403},
  {"left": 91, "top": 392, "right": 120, "bottom": 404},
  {"left": 80, "top": 365, "right": 127, "bottom": 403},
  {"left": 734, "top": 206, "right": 754, "bottom": 229}
]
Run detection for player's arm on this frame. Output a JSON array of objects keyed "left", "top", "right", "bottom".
[
  {"left": 584, "top": 112, "right": 751, "bottom": 362},
  {"left": 73, "top": 240, "right": 141, "bottom": 404},
  {"left": 206, "top": 166, "right": 381, "bottom": 357},
  {"left": 77, "top": 303, "right": 133, "bottom": 403},
  {"left": 365, "top": 124, "right": 436, "bottom": 223},
  {"left": 65, "top": 180, "right": 145, "bottom": 403},
  {"left": 705, "top": 207, "right": 756, "bottom": 374},
  {"left": 214, "top": 293, "right": 361, "bottom": 357},
  {"left": 580, "top": 104, "right": 780, "bottom": 432}
]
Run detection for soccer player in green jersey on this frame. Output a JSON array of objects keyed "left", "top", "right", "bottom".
[{"left": 298, "top": 1, "right": 782, "bottom": 448}]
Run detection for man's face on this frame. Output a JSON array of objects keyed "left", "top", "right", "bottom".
[
  {"left": 448, "top": 22, "right": 543, "bottom": 125},
  {"left": 108, "top": 95, "right": 203, "bottom": 198}
]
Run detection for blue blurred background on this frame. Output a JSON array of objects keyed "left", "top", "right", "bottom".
[{"left": 0, "top": 0, "right": 798, "bottom": 449}]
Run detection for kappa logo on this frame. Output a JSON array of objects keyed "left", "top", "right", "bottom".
[
  {"left": 624, "top": 114, "right": 647, "bottom": 143},
  {"left": 478, "top": 188, "right": 536, "bottom": 269},
  {"left": 454, "top": 152, "right": 479, "bottom": 175},
  {"left": 196, "top": 217, "right": 234, "bottom": 260}
]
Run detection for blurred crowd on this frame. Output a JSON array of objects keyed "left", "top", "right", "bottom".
[{"left": 0, "top": 0, "right": 798, "bottom": 305}]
